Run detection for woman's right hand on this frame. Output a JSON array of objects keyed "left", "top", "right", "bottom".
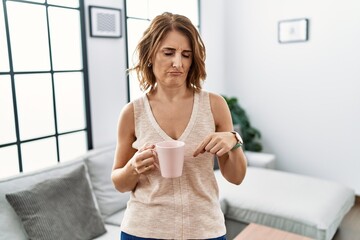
[{"left": 130, "top": 144, "right": 158, "bottom": 175}]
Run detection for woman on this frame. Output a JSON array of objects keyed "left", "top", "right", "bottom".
[{"left": 111, "top": 12, "right": 247, "bottom": 240}]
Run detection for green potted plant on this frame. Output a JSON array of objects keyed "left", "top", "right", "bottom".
[{"left": 222, "top": 95, "right": 262, "bottom": 152}]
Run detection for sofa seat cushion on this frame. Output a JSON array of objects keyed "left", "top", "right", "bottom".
[
  {"left": 95, "top": 224, "right": 121, "bottom": 240},
  {"left": 5, "top": 165, "right": 106, "bottom": 240},
  {"left": 215, "top": 167, "right": 355, "bottom": 240},
  {"left": 85, "top": 146, "right": 130, "bottom": 218},
  {"left": 104, "top": 209, "right": 126, "bottom": 226}
]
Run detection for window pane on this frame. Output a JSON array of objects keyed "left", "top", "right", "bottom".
[
  {"left": 48, "top": 7, "right": 82, "bottom": 71},
  {"left": 21, "top": 137, "right": 57, "bottom": 172},
  {"left": 148, "top": 0, "right": 199, "bottom": 26},
  {"left": 126, "top": 0, "right": 149, "bottom": 19},
  {"left": 0, "top": 145, "right": 19, "bottom": 179},
  {"left": 0, "top": 75, "right": 16, "bottom": 144},
  {"left": 0, "top": 1, "right": 9, "bottom": 72},
  {"left": 17, "top": 0, "right": 45, "bottom": 3},
  {"left": 127, "top": 19, "right": 150, "bottom": 100},
  {"left": 127, "top": 19, "right": 150, "bottom": 66},
  {"left": 6, "top": 1, "right": 50, "bottom": 71},
  {"left": 47, "top": 0, "right": 79, "bottom": 8},
  {"left": 15, "top": 73, "right": 55, "bottom": 140},
  {"left": 59, "top": 131, "right": 87, "bottom": 162},
  {"left": 129, "top": 71, "right": 144, "bottom": 101},
  {"left": 54, "top": 72, "right": 85, "bottom": 133}
]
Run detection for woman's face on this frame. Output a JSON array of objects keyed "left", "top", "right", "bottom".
[{"left": 151, "top": 30, "right": 193, "bottom": 90}]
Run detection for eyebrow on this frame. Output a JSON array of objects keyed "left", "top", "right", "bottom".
[{"left": 162, "top": 47, "right": 192, "bottom": 53}]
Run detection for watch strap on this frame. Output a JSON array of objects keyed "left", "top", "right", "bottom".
[
  {"left": 231, "top": 142, "right": 242, "bottom": 151},
  {"left": 230, "top": 131, "right": 243, "bottom": 150}
]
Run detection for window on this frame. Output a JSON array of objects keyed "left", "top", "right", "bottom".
[
  {"left": 125, "top": 0, "right": 200, "bottom": 101},
  {"left": 0, "top": 0, "right": 91, "bottom": 178}
]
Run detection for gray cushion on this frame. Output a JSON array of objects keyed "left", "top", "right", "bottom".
[
  {"left": 85, "top": 146, "right": 130, "bottom": 217},
  {"left": 6, "top": 165, "right": 106, "bottom": 240},
  {"left": 0, "top": 159, "right": 86, "bottom": 240}
]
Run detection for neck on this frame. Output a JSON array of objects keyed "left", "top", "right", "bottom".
[{"left": 149, "top": 85, "right": 193, "bottom": 102}]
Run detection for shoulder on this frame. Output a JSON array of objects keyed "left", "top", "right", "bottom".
[
  {"left": 197, "top": 90, "right": 226, "bottom": 105},
  {"left": 207, "top": 91, "right": 228, "bottom": 109},
  {"left": 115, "top": 101, "right": 136, "bottom": 140},
  {"left": 206, "top": 91, "right": 232, "bottom": 130},
  {"left": 120, "top": 94, "right": 146, "bottom": 118},
  {"left": 121, "top": 101, "right": 134, "bottom": 116},
  {"left": 117, "top": 101, "right": 134, "bottom": 127}
]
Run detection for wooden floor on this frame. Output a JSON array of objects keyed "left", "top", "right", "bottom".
[{"left": 332, "top": 196, "right": 360, "bottom": 240}]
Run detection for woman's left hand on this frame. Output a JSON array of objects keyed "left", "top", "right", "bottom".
[{"left": 193, "top": 132, "right": 237, "bottom": 157}]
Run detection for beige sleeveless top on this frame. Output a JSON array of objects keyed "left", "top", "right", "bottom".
[{"left": 120, "top": 90, "right": 226, "bottom": 239}]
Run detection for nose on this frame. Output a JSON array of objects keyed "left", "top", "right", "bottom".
[{"left": 172, "top": 53, "right": 182, "bottom": 68}]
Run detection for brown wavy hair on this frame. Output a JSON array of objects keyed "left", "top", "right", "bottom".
[{"left": 129, "top": 12, "right": 206, "bottom": 93}]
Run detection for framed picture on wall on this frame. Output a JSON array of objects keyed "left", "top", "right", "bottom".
[
  {"left": 89, "top": 6, "right": 122, "bottom": 38},
  {"left": 278, "top": 18, "right": 309, "bottom": 43}
]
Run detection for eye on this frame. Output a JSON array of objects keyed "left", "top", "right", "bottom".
[
  {"left": 164, "top": 51, "right": 174, "bottom": 56},
  {"left": 182, "top": 51, "right": 192, "bottom": 58}
]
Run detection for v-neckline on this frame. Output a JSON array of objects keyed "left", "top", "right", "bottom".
[{"left": 143, "top": 92, "right": 199, "bottom": 141}]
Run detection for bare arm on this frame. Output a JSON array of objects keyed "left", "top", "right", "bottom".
[
  {"left": 193, "top": 93, "right": 247, "bottom": 185},
  {"left": 111, "top": 102, "right": 157, "bottom": 192}
]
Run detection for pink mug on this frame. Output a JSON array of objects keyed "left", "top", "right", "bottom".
[{"left": 155, "top": 140, "right": 185, "bottom": 178}]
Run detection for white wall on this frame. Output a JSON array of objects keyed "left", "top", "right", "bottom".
[
  {"left": 223, "top": 0, "right": 360, "bottom": 194},
  {"left": 84, "top": 0, "right": 127, "bottom": 148},
  {"left": 199, "top": 0, "right": 226, "bottom": 94}
]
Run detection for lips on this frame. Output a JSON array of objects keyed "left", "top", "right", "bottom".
[{"left": 169, "top": 71, "right": 182, "bottom": 76}]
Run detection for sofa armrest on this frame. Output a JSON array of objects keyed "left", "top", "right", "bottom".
[{"left": 244, "top": 151, "right": 276, "bottom": 169}]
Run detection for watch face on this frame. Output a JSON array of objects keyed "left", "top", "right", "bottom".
[{"left": 232, "top": 131, "right": 242, "bottom": 144}]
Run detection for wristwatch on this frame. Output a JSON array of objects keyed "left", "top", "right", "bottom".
[{"left": 230, "top": 131, "right": 243, "bottom": 150}]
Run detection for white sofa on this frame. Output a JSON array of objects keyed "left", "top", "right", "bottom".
[
  {"left": 217, "top": 167, "right": 355, "bottom": 239},
  {"left": 0, "top": 146, "right": 355, "bottom": 240}
]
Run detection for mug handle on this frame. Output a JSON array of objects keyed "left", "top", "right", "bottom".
[{"left": 151, "top": 149, "right": 160, "bottom": 169}]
